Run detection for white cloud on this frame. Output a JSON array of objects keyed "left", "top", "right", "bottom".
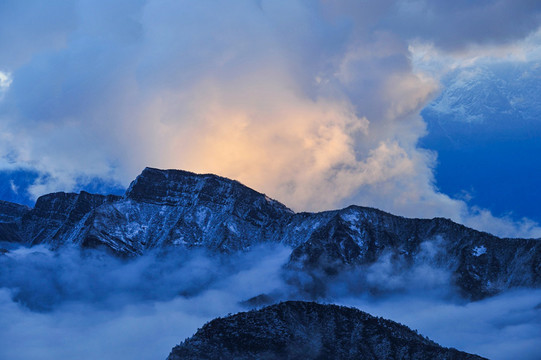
[
  {"left": 0, "top": 71, "right": 11, "bottom": 89},
  {"left": 9, "top": 179, "right": 18, "bottom": 194},
  {"left": 1, "top": 244, "right": 539, "bottom": 360},
  {"left": 0, "top": 244, "right": 292, "bottom": 360},
  {"left": 0, "top": 71, "right": 11, "bottom": 100},
  {"left": 409, "top": 27, "right": 541, "bottom": 79},
  {"left": 338, "top": 289, "right": 541, "bottom": 360},
  {"left": 0, "top": 1, "right": 540, "bottom": 237}
]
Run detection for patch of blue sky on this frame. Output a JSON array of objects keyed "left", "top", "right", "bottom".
[
  {"left": 420, "top": 60, "right": 541, "bottom": 223},
  {"left": 0, "top": 170, "right": 125, "bottom": 207}
]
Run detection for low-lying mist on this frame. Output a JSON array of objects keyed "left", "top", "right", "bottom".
[
  {"left": 0, "top": 243, "right": 291, "bottom": 312},
  {"left": 1, "top": 243, "right": 540, "bottom": 360},
  {"left": 337, "top": 289, "right": 541, "bottom": 360}
]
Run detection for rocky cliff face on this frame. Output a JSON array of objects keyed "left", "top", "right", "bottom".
[
  {"left": 1, "top": 167, "right": 540, "bottom": 299},
  {"left": 0, "top": 200, "right": 29, "bottom": 243},
  {"left": 0, "top": 200, "right": 29, "bottom": 223},
  {"left": 17, "top": 191, "right": 122, "bottom": 248},
  {"left": 167, "top": 301, "right": 487, "bottom": 360},
  {"left": 70, "top": 167, "right": 294, "bottom": 254}
]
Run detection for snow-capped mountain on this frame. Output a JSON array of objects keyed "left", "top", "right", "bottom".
[
  {"left": 423, "top": 61, "right": 541, "bottom": 131},
  {"left": 1, "top": 167, "right": 540, "bottom": 300},
  {"left": 167, "top": 301, "right": 486, "bottom": 360}
]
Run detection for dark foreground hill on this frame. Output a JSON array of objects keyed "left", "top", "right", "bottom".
[
  {"left": 1, "top": 167, "right": 540, "bottom": 300},
  {"left": 167, "top": 301, "right": 487, "bottom": 360}
]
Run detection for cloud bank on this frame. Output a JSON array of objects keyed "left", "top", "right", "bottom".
[
  {"left": 338, "top": 289, "right": 541, "bottom": 360},
  {"left": 1, "top": 243, "right": 540, "bottom": 360},
  {"left": 1, "top": 1, "right": 540, "bottom": 237},
  {"left": 0, "top": 243, "right": 293, "bottom": 359}
]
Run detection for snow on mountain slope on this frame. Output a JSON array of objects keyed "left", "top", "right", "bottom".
[{"left": 1, "top": 167, "right": 540, "bottom": 300}]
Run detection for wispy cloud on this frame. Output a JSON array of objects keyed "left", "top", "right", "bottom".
[{"left": 9, "top": 179, "right": 18, "bottom": 194}]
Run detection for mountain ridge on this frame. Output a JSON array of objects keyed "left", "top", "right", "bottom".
[{"left": 1, "top": 167, "right": 540, "bottom": 300}]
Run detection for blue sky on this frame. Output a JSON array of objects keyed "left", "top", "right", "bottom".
[
  {"left": 419, "top": 59, "right": 541, "bottom": 224},
  {"left": 1, "top": 0, "right": 541, "bottom": 237}
]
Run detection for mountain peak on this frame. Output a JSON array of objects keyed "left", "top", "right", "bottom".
[
  {"left": 125, "top": 167, "right": 238, "bottom": 204},
  {"left": 125, "top": 167, "right": 293, "bottom": 214}
]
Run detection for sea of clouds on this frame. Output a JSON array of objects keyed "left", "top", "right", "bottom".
[{"left": 1, "top": 242, "right": 540, "bottom": 360}]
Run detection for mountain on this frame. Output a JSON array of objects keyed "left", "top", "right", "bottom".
[
  {"left": 422, "top": 61, "right": 541, "bottom": 141},
  {"left": 167, "top": 301, "right": 486, "bottom": 360},
  {"left": 1, "top": 167, "right": 540, "bottom": 299}
]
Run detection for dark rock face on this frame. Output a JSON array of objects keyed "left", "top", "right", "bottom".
[
  {"left": 0, "top": 200, "right": 29, "bottom": 223},
  {"left": 0, "top": 200, "right": 29, "bottom": 243},
  {"left": 0, "top": 222, "right": 24, "bottom": 243},
  {"left": 1, "top": 167, "right": 540, "bottom": 299},
  {"left": 126, "top": 168, "right": 292, "bottom": 219},
  {"left": 70, "top": 167, "right": 294, "bottom": 254},
  {"left": 19, "top": 191, "right": 121, "bottom": 247},
  {"left": 167, "top": 301, "right": 487, "bottom": 360}
]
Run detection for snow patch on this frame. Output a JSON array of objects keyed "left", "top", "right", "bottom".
[
  {"left": 227, "top": 222, "right": 239, "bottom": 235},
  {"left": 294, "top": 221, "right": 320, "bottom": 232},
  {"left": 196, "top": 207, "right": 209, "bottom": 228},
  {"left": 159, "top": 205, "right": 169, "bottom": 216},
  {"left": 351, "top": 235, "right": 364, "bottom": 248},
  {"left": 472, "top": 245, "right": 487, "bottom": 257},
  {"left": 341, "top": 212, "right": 360, "bottom": 224},
  {"left": 126, "top": 222, "right": 146, "bottom": 237}
]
